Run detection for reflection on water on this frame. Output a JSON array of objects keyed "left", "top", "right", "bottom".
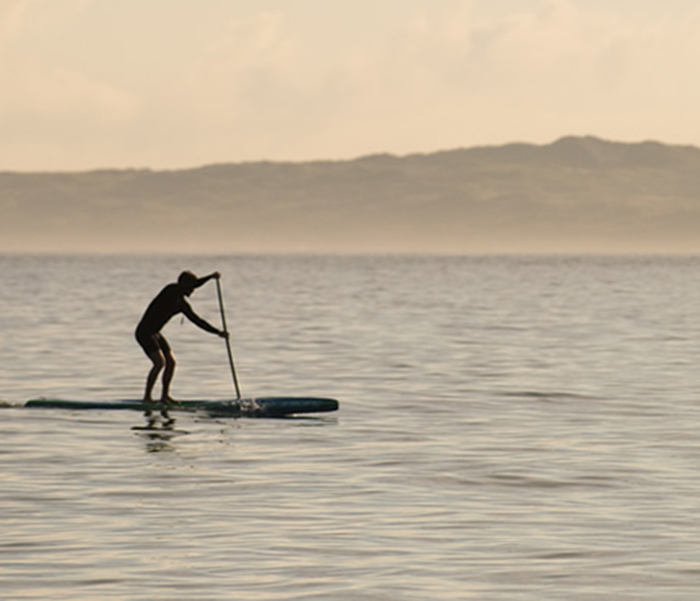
[
  {"left": 132, "top": 406, "right": 183, "bottom": 453},
  {"left": 141, "top": 403, "right": 175, "bottom": 426}
]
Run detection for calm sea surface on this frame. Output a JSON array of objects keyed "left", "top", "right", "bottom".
[{"left": 2, "top": 254, "right": 700, "bottom": 600}]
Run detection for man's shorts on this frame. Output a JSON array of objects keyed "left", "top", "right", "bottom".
[{"left": 135, "top": 328, "right": 172, "bottom": 357}]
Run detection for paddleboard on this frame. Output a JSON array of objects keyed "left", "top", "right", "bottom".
[{"left": 24, "top": 396, "right": 338, "bottom": 418}]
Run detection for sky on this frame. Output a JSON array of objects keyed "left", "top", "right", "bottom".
[{"left": 2, "top": 0, "right": 700, "bottom": 171}]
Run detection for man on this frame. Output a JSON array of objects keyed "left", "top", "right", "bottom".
[{"left": 135, "top": 270, "right": 228, "bottom": 404}]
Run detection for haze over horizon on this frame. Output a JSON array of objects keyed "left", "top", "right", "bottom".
[{"left": 3, "top": 0, "right": 700, "bottom": 171}]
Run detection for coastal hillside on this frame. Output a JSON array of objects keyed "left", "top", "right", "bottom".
[{"left": 2, "top": 136, "right": 700, "bottom": 253}]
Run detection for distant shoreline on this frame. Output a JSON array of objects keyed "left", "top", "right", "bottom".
[{"left": 3, "top": 136, "right": 700, "bottom": 254}]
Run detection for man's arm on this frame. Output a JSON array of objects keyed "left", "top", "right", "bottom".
[
  {"left": 181, "top": 301, "right": 227, "bottom": 337},
  {"left": 193, "top": 272, "right": 221, "bottom": 290}
]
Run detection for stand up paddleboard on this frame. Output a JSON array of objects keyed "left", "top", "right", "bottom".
[
  {"left": 22, "top": 277, "right": 340, "bottom": 420},
  {"left": 24, "top": 397, "right": 339, "bottom": 418}
]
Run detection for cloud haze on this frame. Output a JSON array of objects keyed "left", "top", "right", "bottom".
[{"left": 2, "top": 0, "right": 700, "bottom": 170}]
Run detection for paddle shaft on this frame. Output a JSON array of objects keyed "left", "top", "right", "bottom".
[{"left": 215, "top": 277, "right": 241, "bottom": 399}]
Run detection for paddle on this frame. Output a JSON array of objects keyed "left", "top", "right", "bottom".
[{"left": 215, "top": 276, "right": 242, "bottom": 399}]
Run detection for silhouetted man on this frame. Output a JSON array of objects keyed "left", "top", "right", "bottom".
[{"left": 136, "top": 270, "right": 227, "bottom": 403}]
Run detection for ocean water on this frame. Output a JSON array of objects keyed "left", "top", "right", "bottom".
[{"left": 2, "top": 253, "right": 700, "bottom": 600}]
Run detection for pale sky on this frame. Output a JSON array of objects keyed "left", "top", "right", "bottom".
[{"left": 2, "top": 0, "right": 700, "bottom": 171}]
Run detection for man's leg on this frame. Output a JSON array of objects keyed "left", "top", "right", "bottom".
[
  {"left": 160, "top": 345, "right": 177, "bottom": 403},
  {"left": 143, "top": 350, "right": 165, "bottom": 403}
]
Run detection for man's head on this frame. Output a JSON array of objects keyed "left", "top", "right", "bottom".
[{"left": 178, "top": 270, "right": 198, "bottom": 295}]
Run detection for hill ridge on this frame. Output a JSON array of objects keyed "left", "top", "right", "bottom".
[{"left": 2, "top": 136, "right": 700, "bottom": 254}]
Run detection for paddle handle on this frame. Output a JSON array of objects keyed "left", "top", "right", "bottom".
[{"left": 216, "top": 277, "right": 241, "bottom": 399}]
